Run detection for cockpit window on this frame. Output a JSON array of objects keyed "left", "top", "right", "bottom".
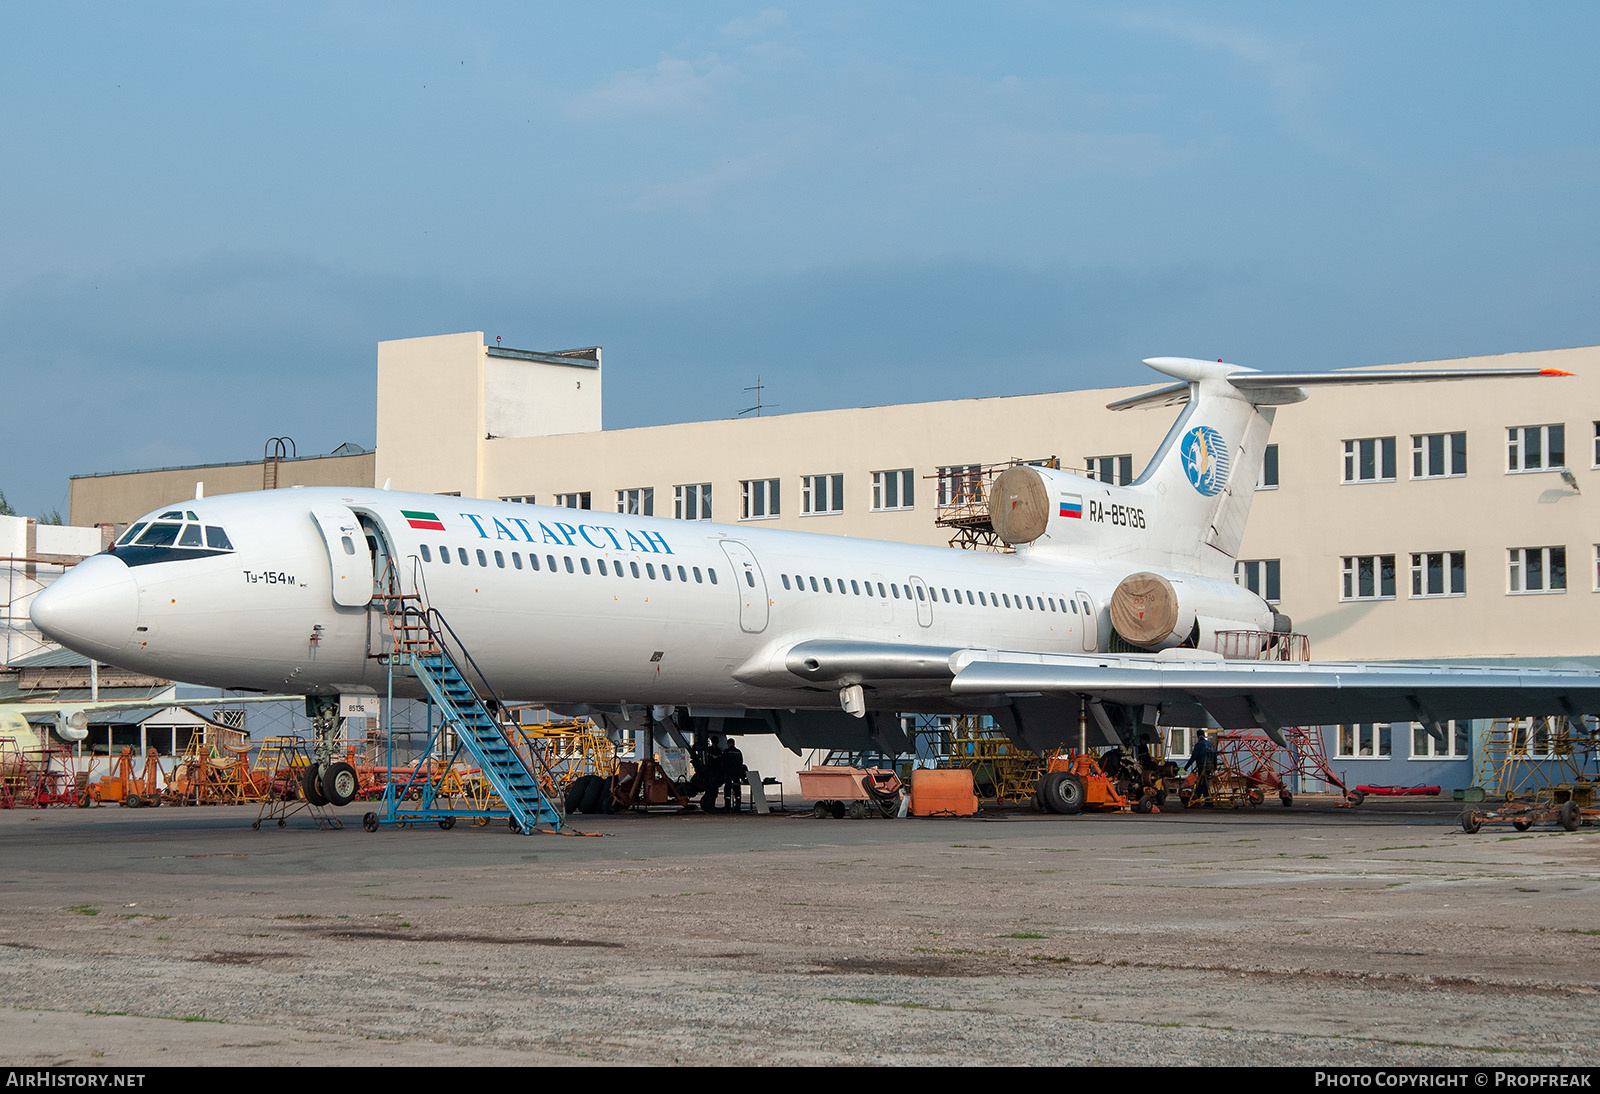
[
  {"left": 112, "top": 515, "right": 236, "bottom": 565},
  {"left": 137, "top": 523, "right": 183, "bottom": 547}
]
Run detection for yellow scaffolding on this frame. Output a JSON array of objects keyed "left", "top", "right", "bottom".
[
  {"left": 1473, "top": 716, "right": 1599, "bottom": 808},
  {"left": 942, "top": 715, "right": 1044, "bottom": 804},
  {"left": 516, "top": 717, "right": 617, "bottom": 790}
]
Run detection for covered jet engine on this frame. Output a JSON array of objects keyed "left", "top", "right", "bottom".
[
  {"left": 1108, "top": 570, "right": 1280, "bottom": 652},
  {"left": 989, "top": 464, "right": 1068, "bottom": 545}
]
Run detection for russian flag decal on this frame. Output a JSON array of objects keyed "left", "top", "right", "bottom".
[{"left": 1059, "top": 493, "right": 1082, "bottom": 519}]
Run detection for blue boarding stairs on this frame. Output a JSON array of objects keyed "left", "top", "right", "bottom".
[{"left": 365, "top": 602, "right": 564, "bottom": 835}]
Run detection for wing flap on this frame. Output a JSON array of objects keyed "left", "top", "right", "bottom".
[{"left": 950, "top": 657, "right": 1600, "bottom": 729}]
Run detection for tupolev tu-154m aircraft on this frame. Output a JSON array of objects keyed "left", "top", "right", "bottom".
[{"left": 30, "top": 357, "right": 1600, "bottom": 805}]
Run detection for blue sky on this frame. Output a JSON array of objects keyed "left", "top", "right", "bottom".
[{"left": 3, "top": 2, "right": 1597, "bottom": 517}]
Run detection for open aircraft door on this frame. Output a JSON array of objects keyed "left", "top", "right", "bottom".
[
  {"left": 718, "top": 540, "right": 769, "bottom": 634},
  {"left": 308, "top": 504, "right": 374, "bottom": 608}
]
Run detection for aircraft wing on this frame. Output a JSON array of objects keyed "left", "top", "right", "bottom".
[{"left": 774, "top": 639, "right": 1600, "bottom": 731}]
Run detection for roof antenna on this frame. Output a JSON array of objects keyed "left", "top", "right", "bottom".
[{"left": 738, "top": 376, "right": 778, "bottom": 418}]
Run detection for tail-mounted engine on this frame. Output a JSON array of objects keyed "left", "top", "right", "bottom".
[{"left": 1107, "top": 570, "right": 1276, "bottom": 651}]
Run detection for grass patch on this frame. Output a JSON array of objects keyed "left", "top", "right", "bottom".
[
  {"left": 66, "top": 905, "right": 99, "bottom": 916},
  {"left": 999, "top": 932, "right": 1047, "bottom": 939}
]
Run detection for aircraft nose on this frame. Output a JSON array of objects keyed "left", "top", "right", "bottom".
[{"left": 30, "top": 554, "right": 139, "bottom": 660}]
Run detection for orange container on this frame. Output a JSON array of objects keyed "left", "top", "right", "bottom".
[
  {"left": 909, "top": 768, "right": 978, "bottom": 817},
  {"left": 797, "top": 767, "right": 877, "bottom": 802}
]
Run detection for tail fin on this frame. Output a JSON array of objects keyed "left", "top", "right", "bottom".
[
  {"left": 1111, "top": 356, "right": 1567, "bottom": 577},
  {"left": 1117, "top": 358, "right": 1287, "bottom": 577}
]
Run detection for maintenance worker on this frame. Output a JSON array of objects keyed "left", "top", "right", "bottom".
[
  {"left": 694, "top": 734, "right": 725, "bottom": 812},
  {"left": 721, "top": 737, "right": 747, "bottom": 813},
  {"left": 1186, "top": 729, "right": 1216, "bottom": 800}
]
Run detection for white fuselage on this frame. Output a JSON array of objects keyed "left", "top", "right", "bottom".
[{"left": 32, "top": 486, "right": 1275, "bottom": 713}]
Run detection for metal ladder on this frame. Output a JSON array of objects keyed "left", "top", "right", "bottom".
[{"left": 373, "top": 561, "right": 564, "bottom": 833}]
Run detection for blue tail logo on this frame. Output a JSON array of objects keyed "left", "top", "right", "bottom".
[{"left": 1181, "top": 426, "right": 1230, "bottom": 496}]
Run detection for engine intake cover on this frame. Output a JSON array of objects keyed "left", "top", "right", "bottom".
[
  {"left": 1109, "top": 571, "right": 1182, "bottom": 646},
  {"left": 989, "top": 466, "right": 1050, "bottom": 545}
]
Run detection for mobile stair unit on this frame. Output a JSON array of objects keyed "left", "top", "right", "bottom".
[{"left": 365, "top": 599, "right": 565, "bottom": 835}]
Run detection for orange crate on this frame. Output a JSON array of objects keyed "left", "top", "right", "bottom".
[{"left": 910, "top": 768, "right": 978, "bottom": 817}]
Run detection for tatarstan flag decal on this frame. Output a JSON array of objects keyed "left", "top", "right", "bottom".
[{"left": 402, "top": 510, "right": 446, "bottom": 531}]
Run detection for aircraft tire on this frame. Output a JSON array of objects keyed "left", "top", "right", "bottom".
[
  {"left": 1034, "top": 777, "right": 1055, "bottom": 814},
  {"left": 1560, "top": 801, "right": 1581, "bottom": 832},
  {"left": 301, "top": 766, "right": 328, "bottom": 807},
  {"left": 1459, "top": 810, "right": 1482, "bottom": 834},
  {"left": 579, "top": 775, "right": 607, "bottom": 815},
  {"left": 1044, "top": 772, "right": 1085, "bottom": 815},
  {"left": 565, "top": 776, "right": 592, "bottom": 814},
  {"left": 323, "top": 763, "right": 359, "bottom": 807}
]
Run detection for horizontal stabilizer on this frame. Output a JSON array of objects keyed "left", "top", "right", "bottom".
[{"left": 1109, "top": 358, "right": 1570, "bottom": 412}]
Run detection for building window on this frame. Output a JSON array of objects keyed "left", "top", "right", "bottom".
[
  {"left": 674, "top": 483, "right": 712, "bottom": 521},
  {"left": 1341, "top": 554, "right": 1396, "bottom": 600},
  {"left": 1411, "top": 720, "right": 1468, "bottom": 759},
  {"left": 1342, "top": 438, "right": 1396, "bottom": 484},
  {"left": 1164, "top": 727, "right": 1192, "bottom": 760},
  {"left": 1234, "top": 559, "right": 1281, "bottom": 603},
  {"left": 1410, "top": 551, "right": 1466, "bottom": 597},
  {"left": 802, "top": 474, "right": 844, "bottom": 515},
  {"left": 1509, "top": 717, "right": 1557, "bottom": 758},
  {"left": 1084, "top": 455, "right": 1133, "bottom": 486},
  {"left": 741, "top": 478, "right": 779, "bottom": 520},
  {"left": 555, "top": 492, "right": 591, "bottom": 510},
  {"left": 1594, "top": 544, "right": 1600, "bottom": 592},
  {"left": 500, "top": 495, "right": 536, "bottom": 505},
  {"left": 1507, "top": 424, "right": 1565, "bottom": 473},
  {"left": 936, "top": 465, "right": 982, "bottom": 507},
  {"left": 1593, "top": 422, "right": 1599, "bottom": 468},
  {"left": 1257, "top": 444, "right": 1279, "bottom": 490},
  {"left": 616, "top": 488, "right": 654, "bottom": 516},
  {"left": 1336, "top": 723, "right": 1392, "bottom": 758},
  {"left": 871, "top": 469, "right": 914, "bottom": 511},
  {"left": 1508, "top": 546, "right": 1566, "bottom": 593},
  {"left": 1412, "top": 432, "right": 1466, "bottom": 479}
]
